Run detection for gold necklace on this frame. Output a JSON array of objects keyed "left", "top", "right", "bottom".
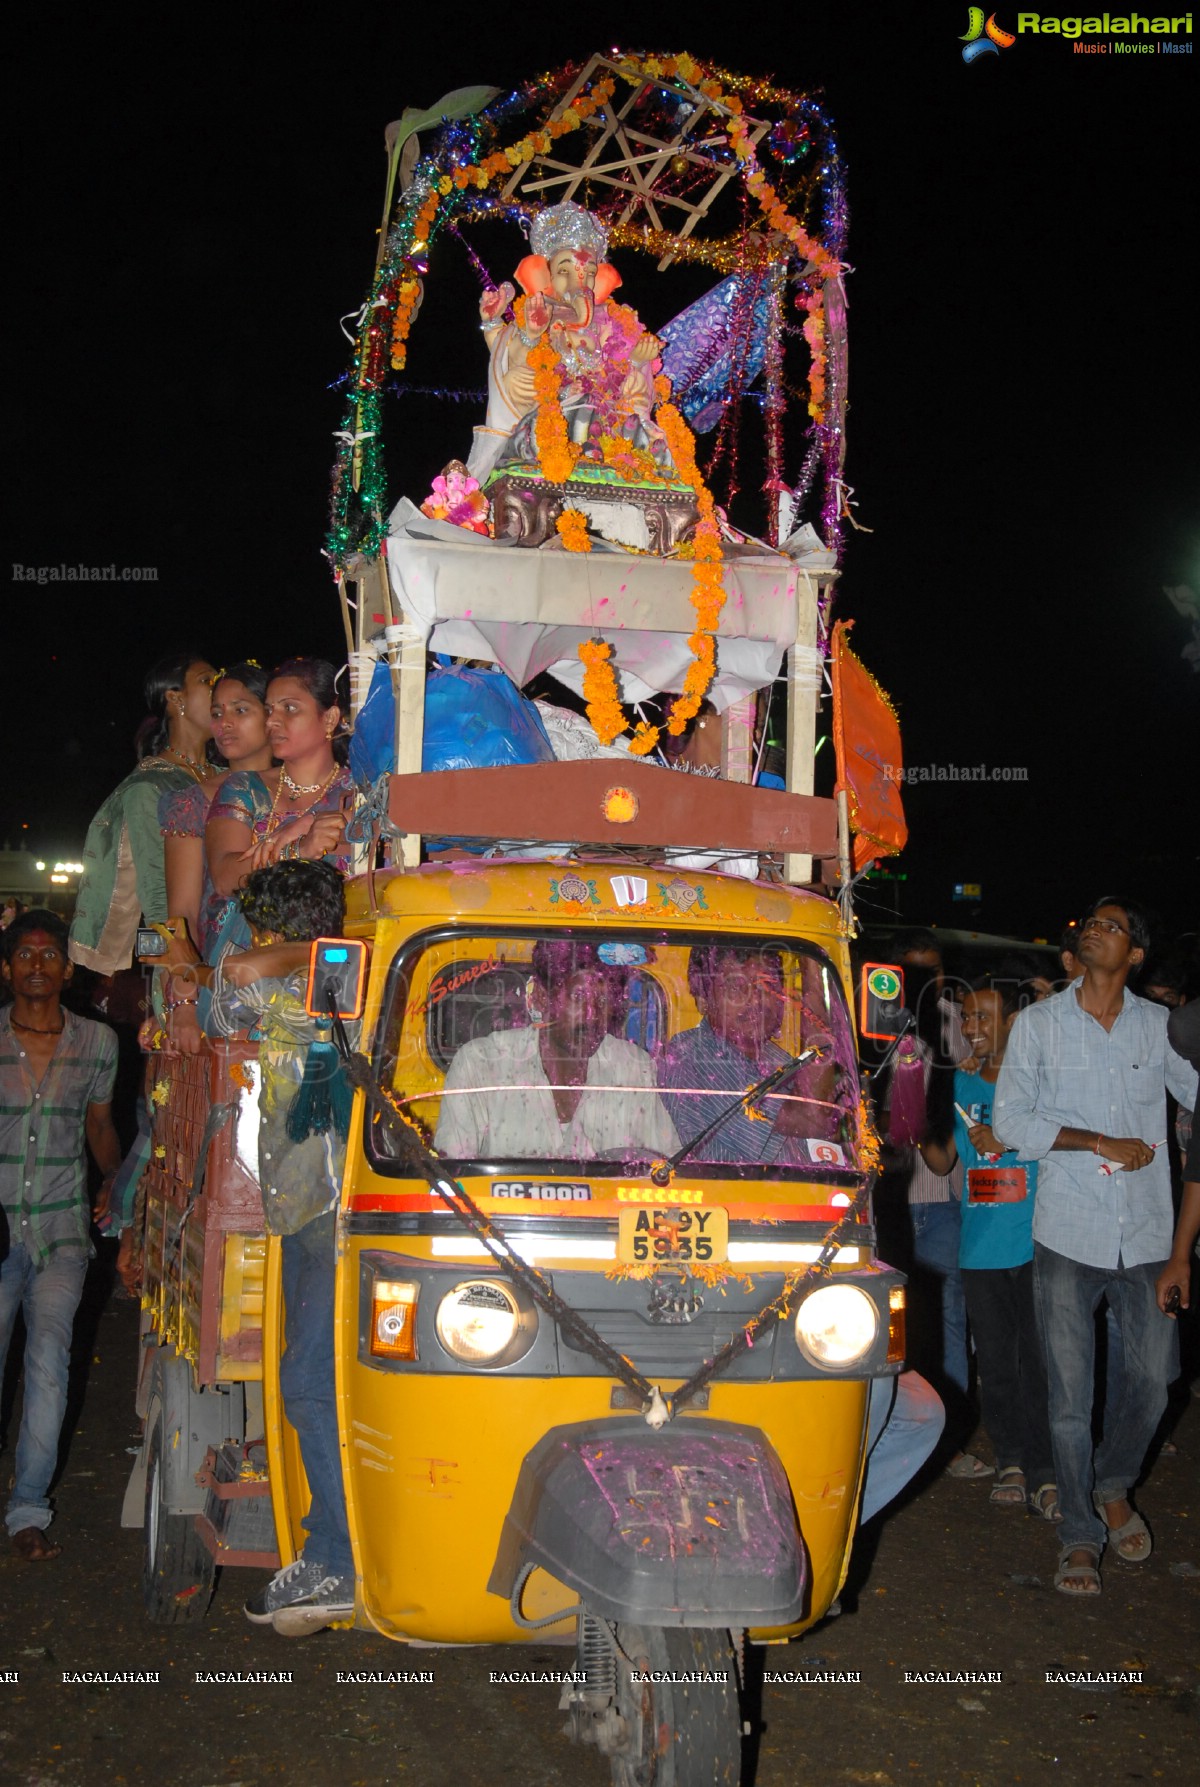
[
  {"left": 266, "top": 765, "right": 339, "bottom": 836},
  {"left": 280, "top": 767, "right": 332, "bottom": 796},
  {"left": 166, "top": 745, "right": 217, "bottom": 782}
]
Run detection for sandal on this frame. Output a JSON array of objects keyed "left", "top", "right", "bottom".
[
  {"left": 1055, "top": 1545, "right": 1101, "bottom": 1597},
  {"left": 1093, "top": 1492, "right": 1152, "bottom": 1563},
  {"left": 989, "top": 1467, "right": 1027, "bottom": 1507},
  {"left": 11, "top": 1526, "right": 62, "bottom": 1562},
  {"left": 1030, "top": 1483, "right": 1063, "bottom": 1524},
  {"left": 944, "top": 1452, "right": 996, "bottom": 1480}
]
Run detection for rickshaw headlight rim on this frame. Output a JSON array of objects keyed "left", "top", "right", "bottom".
[
  {"left": 436, "top": 1279, "right": 524, "bottom": 1364},
  {"left": 794, "top": 1283, "right": 878, "bottom": 1368}
]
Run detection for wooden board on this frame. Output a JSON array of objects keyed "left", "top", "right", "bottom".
[{"left": 387, "top": 759, "right": 836, "bottom": 856}]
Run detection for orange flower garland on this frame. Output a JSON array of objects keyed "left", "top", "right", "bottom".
[
  {"left": 723, "top": 107, "right": 839, "bottom": 425},
  {"left": 654, "top": 379, "right": 726, "bottom": 732},
  {"left": 555, "top": 508, "right": 591, "bottom": 552},
  {"left": 578, "top": 640, "right": 625, "bottom": 747},
  {"left": 526, "top": 332, "right": 580, "bottom": 484},
  {"left": 599, "top": 433, "right": 662, "bottom": 484},
  {"left": 390, "top": 194, "right": 439, "bottom": 371},
  {"left": 572, "top": 375, "right": 726, "bottom": 757}
]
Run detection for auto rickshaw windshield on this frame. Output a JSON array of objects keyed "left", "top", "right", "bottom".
[{"left": 370, "top": 929, "right": 860, "bottom": 1178}]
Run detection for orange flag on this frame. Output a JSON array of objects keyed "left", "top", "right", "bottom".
[{"left": 830, "top": 620, "right": 907, "bottom": 873}]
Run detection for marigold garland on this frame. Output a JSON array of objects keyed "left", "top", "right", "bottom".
[
  {"left": 527, "top": 336, "right": 580, "bottom": 484},
  {"left": 578, "top": 639, "right": 625, "bottom": 747},
  {"left": 653, "top": 378, "right": 726, "bottom": 734},
  {"left": 555, "top": 508, "right": 591, "bottom": 552},
  {"left": 570, "top": 374, "right": 726, "bottom": 756},
  {"left": 598, "top": 434, "right": 662, "bottom": 484}
]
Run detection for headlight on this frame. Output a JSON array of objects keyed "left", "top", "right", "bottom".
[
  {"left": 794, "top": 1284, "right": 878, "bottom": 1369},
  {"left": 436, "top": 1280, "right": 526, "bottom": 1365}
]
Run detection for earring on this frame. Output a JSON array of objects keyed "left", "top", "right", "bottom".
[{"left": 176, "top": 700, "right": 186, "bottom": 717}]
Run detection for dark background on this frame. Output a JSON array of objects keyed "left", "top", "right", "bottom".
[{"left": 4, "top": 3, "right": 1196, "bottom": 944}]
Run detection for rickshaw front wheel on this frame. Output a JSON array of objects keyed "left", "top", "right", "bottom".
[{"left": 608, "top": 1623, "right": 741, "bottom": 1787}]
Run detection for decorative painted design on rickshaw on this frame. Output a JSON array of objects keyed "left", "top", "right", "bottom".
[
  {"left": 657, "top": 877, "right": 709, "bottom": 913},
  {"left": 405, "top": 956, "right": 504, "bottom": 1024},
  {"left": 548, "top": 873, "right": 601, "bottom": 906}
]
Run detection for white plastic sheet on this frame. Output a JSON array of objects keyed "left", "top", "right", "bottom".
[{"left": 386, "top": 498, "right": 829, "bottom": 711}]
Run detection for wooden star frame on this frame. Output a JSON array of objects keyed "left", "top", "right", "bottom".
[{"left": 497, "top": 53, "right": 771, "bottom": 269}]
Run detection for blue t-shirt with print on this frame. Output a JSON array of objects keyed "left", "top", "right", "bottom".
[{"left": 954, "top": 1067, "right": 1038, "bottom": 1269}]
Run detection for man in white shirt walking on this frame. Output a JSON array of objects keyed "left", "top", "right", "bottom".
[{"left": 994, "top": 897, "right": 1197, "bottom": 1597}]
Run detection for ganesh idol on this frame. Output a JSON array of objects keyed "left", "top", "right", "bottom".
[{"left": 467, "top": 201, "right": 672, "bottom": 483}]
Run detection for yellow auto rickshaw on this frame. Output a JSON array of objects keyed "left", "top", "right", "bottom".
[{"left": 250, "top": 831, "right": 906, "bottom": 1782}]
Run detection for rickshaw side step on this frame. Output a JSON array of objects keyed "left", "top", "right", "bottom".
[{"left": 194, "top": 1443, "right": 280, "bottom": 1570}]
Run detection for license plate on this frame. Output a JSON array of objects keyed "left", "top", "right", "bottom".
[{"left": 617, "top": 1206, "right": 729, "bottom": 1266}]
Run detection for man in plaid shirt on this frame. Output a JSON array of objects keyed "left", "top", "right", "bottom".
[{"left": 1, "top": 909, "right": 120, "bottom": 1561}]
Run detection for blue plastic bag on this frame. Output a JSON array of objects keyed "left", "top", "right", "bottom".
[
  {"left": 349, "top": 660, "right": 555, "bottom": 785},
  {"left": 348, "top": 656, "right": 396, "bottom": 787},
  {"left": 422, "top": 666, "right": 554, "bottom": 771}
]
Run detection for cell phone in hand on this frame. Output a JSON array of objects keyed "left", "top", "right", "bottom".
[{"left": 1163, "top": 1284, "right": 1182, "bottom": 1317}]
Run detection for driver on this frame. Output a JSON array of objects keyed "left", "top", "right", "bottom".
[
  {"left": 659, "top": 946, "right": 842, "bottom": 1165},
  {"left": 433, "top": 940, "right": 678, "bottom": 1162}
]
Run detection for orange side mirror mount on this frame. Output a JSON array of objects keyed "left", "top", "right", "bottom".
[{"left": 306, "top": 938, "right": 370, "bottom": 1020}]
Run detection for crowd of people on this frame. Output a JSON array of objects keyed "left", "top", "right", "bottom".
[
  {"left": 1, "top": 648, "right": 1197, "bottom": 1633},
  {"left": 877, "top": 918, "right": 1200, "bottom": 1595}
]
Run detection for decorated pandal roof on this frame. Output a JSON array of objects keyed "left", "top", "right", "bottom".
[{"left": 331, "top": 51, "right": 850, "bottom": 763}]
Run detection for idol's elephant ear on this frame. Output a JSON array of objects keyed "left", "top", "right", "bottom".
[
  {"left": 593, "top": 263, "right": 623, "bottom": 303},
  {"left": 515, "top": 255, "right": 553, "bottom": 296}
]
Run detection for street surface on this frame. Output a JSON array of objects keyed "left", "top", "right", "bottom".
[{"left": 1, "top": 1255, "right": 1197, "bottom": 1787}]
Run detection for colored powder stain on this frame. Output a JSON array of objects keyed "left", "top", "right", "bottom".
[{"left": 705, "top": 1516, "right": 721, "bottom": 1527}]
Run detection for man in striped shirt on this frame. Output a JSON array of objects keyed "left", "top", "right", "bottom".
[{"left": 1, "top": 909, "right": 119, "bottom": 1561}]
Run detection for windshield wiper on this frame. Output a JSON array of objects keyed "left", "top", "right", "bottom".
[{"left": 649, "top": 1046, "right": 824, "bottom": 1186}]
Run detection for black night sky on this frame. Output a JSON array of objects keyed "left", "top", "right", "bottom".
[{"left": 5, "top": 3, "right": 1197, "bottom": 943}]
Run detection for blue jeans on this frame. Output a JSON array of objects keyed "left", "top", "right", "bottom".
[
  {"left": 962, "top": 1263, "right": 1054, "bottom": 1488},
  {"left": 0, "top": 1246, "right": 88, "bottom": 1534},
  {"left": 909, "top": 1200, "right": 969, "bottom": 1398},
  {"left": 279, "top": 1212, "right": 353, "bottom": 1576},
  {"left": 1033, "top": 1242, "right": 1179, "bottom": 1555},
  {"left": 861, "top": 1370, "right": 945, "bottom": 1524}
]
